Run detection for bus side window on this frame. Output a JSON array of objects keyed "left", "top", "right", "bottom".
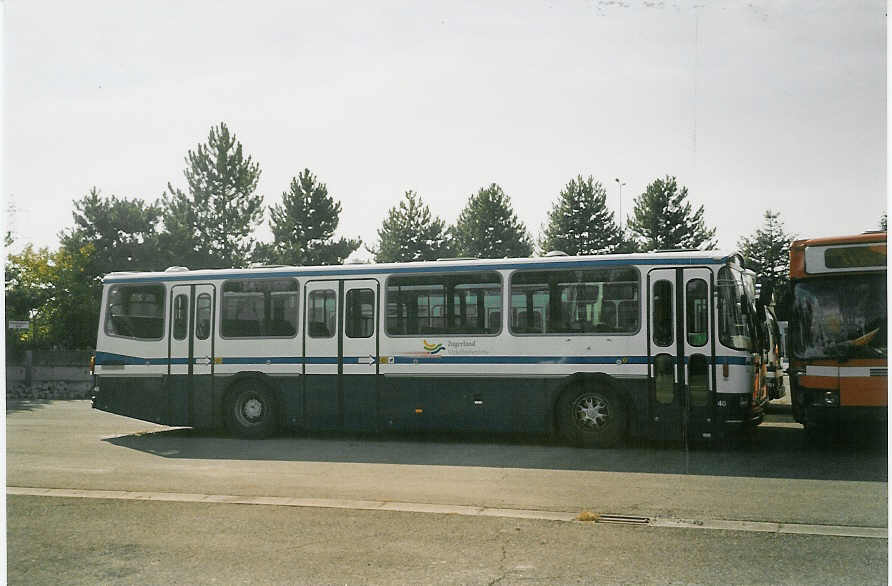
[
  {"left": 195, "top": 293, "right": 212, "bottom": 340},
  {"left": 308, "top": 289, "right": 337, "bottom": 338},
  {"left": 686, "top": 279, "right": 708, "bottom": 347},
  {"left": 173, "top": 294, "right": 188, "bottom": 340},
  {"left": 346, "top": 288, "right": 374, "bottom": 338}
]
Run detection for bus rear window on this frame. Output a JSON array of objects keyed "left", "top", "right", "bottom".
[{"left": 105, "top": 285, "right": 166, "bottom": 340}]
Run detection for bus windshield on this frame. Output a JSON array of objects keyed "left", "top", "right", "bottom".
[
  {"left": 717, "top": 266, "right": 754, "bottom": 351},
  {"left": 791, "top": 274, "right": 887, "bottom": 360}
]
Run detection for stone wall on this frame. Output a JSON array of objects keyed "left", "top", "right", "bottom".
[{"left": 6, "top": 351, "right": 93, "bottom": 400}]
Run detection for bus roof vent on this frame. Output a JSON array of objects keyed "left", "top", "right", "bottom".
[
  {"left": 652, "top": 248, "right": 700, "bottom": 253},
  {"left": 248, "top": 263, "right": 286, "bottom": 269},
  {"left": 164, "top": 266, "right": 190, "bottom": 272},
  {"left": 436, "top": 257, "right": 477, "bottom": 261},
  {"left": 544, "top": 250, "right": 568, "bottom": 257}
]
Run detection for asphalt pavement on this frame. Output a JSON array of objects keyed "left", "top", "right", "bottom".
[{"left": 5, "top": 399, "right": 888, "bottom": 584}]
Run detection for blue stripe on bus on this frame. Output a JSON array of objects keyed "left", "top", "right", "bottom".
[
  {"left": 389, "top": 355, "right": 650, "bottom": 365},
  {"left": 95, "top": 352, "right": 750, "bottom": 367},
  {"left": 103, "top": 255, "right": 732, "bottom": 284}
]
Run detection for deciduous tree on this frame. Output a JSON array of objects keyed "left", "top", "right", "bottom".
[{"left": 5, "top": 243, "right": 99, "bottom": 351}]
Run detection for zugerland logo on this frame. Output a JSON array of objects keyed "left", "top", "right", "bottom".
[{"left": 423, "top": 340, "right": 445, "bottom": 354}]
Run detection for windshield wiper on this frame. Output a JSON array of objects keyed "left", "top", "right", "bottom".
[{"left": 823, "top": 328, "right": 883, "bottom": 361}]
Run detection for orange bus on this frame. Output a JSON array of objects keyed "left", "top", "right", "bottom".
[{"left": 788, "top": 231, "right": 887, "bottom": 431}]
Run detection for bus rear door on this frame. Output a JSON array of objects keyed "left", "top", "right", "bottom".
[{"left": 303, "top": 279, "right": 379, "bottom": 430}]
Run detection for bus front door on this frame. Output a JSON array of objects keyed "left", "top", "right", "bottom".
[
  {"left": 648, "top": 268, "right": 715, "bottom": 440},
  {"left": 167, "top": 284, "right": 216, "bottom": 427}
]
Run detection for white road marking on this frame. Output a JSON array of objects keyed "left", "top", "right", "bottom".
[{"left": 8, "top": 486, "right": 887, "bottom": 539}]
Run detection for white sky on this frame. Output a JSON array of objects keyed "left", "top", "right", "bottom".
[{"left": 2, "top": 0, "right": 887, "bottom": 258}]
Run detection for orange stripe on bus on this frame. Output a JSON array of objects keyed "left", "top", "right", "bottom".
[
  {"left": 798, "top": 375, "right": 839, "bottom": 390},
  {"left": 840, "top": 378, "right": 889, "bottom": 407}
]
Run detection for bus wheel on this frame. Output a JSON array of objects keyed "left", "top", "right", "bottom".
[
  {"left": 559, "top": 385, "right": 626, "bottom": 448},
  {"left": 224, "top": 381, "right": 278, "bottom": 439}
]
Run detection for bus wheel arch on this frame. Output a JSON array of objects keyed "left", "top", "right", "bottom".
[
  {"left": 222, "top": 374, "right": 279, "bottom": 439},
  {"left": 556, "top": 374, "right": 628, "bottom": 448}
]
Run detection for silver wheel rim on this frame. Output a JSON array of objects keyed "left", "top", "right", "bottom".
[
  {"left": 573, "top": 393, "right": 609, "bottom": 430},
  {"left": 236, "top": 394, "right": 264, "bottom": 427}
]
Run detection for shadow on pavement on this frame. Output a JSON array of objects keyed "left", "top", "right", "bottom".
[
  {"left": 5, "top": 399, "right": 54, "bottom": 414},
  {"left": 103, "top": 418, "right": 887, "bottom": 483}
]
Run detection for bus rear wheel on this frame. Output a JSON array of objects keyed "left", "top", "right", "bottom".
[
  {"left": 559, "top": 385, "right": 626, "bottom": 448},
  {"left": 224, "top": 381, "right": 278, "bottom": 439}
]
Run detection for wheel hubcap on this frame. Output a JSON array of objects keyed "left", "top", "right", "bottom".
[
  {"left": 574, "top": 394, "right": 608, "bottom": 429},
  {"left": 241, "top": 397, "right": 263, "bottom": 423}
]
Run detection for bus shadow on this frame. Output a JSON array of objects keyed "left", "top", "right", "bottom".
[{"left": 102, "top": 422, "right": 887, "bottom": 483}]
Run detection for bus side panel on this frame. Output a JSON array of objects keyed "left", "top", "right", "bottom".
[
  {"left": 342, "top": 375, "right": 379, "bottom": 431},
  {"left": 163, "top": 374, "right": 191, "bottom": 426},
  {"left": 273, "top": 376, "right": 304, "bottom": 429},
  {"left": 616, "top": 377, "right": 650, "bottom": 439},
  {"left": 186, "top": 375, "right": 213, "bottom": 428},
  {"left": 378, "top": 376, "right": 552, "bottom": 433},
  {"left": 94, "top": 375, "right": 169, "bottom": 426},
  {"left": 303, "top": 374, "right": 340, "bottom": 431},
  {"left": 373, "top": 375, "right": 651, "bottom": 436}
]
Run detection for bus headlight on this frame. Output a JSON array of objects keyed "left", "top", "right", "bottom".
[{"left": 822, "top": 391, "right": 839, "bottom": 406}]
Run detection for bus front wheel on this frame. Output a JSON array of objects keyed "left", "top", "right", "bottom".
[
  {"left": 558, "top": 385, "right": 626, "bottom": 448},
  {"left": 224, "top": 381, "right": 278, "bottom": 439}
]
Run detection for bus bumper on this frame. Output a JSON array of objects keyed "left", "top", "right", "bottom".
[
  {"left": 793, "top": 386, "right": 888, "bottom": 426},
  {"left": 715, "top": 393, "right": 765, "bottom": 435}
]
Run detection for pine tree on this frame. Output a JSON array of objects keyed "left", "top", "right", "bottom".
[
  {"left": 737, "top": 210, "right": 796, "bottom": 318},
  {"left": 373, "top": 190, "right": 452, "bottom": 263},
  {"left": 626, "top": 176, "right": 716, "bottom": 251},
  {"left": 160, "top": 123, "right": 264, "bottom": 269},
  {"left": 263, "top": 169, "right": 360, "bottom": 266},
  {"left": 452, "top": 183, "right": 533, "bottom": 258},
  {"left": 539, "top": 175, "right": 626, "bottom": 255},
  {"left": 60, "top": 187, "right": 164, "bottom": 274}
]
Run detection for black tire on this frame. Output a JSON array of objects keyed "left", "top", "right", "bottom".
[
  {"left": 224, "top": 380, "right": 278, "bottom": 439},
  {"left": 558, "top": 383, "right": 626, "bottom": 448}
]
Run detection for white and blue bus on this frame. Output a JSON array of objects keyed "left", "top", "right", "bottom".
[{"left": 91, "top": 250, "right": 768, "bottom": 446}]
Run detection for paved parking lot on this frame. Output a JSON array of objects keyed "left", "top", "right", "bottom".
[{"left": 6, "top": 400, "right": 888, "bottom": 584}]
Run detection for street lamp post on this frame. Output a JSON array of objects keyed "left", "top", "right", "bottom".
[{"left": 614, "top": 178, "right": 626, "bottom": 226}]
